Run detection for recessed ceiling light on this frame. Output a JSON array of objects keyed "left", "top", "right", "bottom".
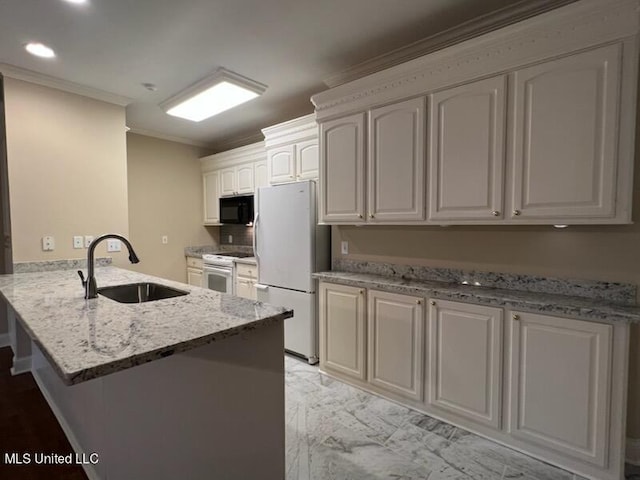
[
  {"left": 160, "top": 68, "right": 267, "bottom": 122},
  {"left": 25, "top": 42, "right": 56, "bottom": 59}
]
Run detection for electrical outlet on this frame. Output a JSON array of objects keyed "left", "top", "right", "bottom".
[
  {"left": 106, "top": 239, "right": 121, "bottom": 252},
  {"left": 228, "top": 235, "right": 233, "bottom": 243},
  {"left": 42, "top": 235, "right": 55, "bottom": 251},
  {"left": 73, "top": 236, "right": 83, "bottom": 249},
  {"left": 84, "top": 235, "right": 94, "bottom": 248},
  {"left": 162, "top": 235, "right": 168, "bottom": 244},
  {"left": 341, "top": 241, "right": 348, "bottom": 255}
]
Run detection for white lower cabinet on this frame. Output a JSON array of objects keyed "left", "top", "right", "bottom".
[
  {"left": 368, "top": 290, "right": 424, "bottom": 401},
  {"left": 186, "top": 257, "right": 204, "bottom": 287},
  {"left": 428, "top": 299, "right": 503, "bottom": 429},
  {"left": 318, "top": 281, "right": 626, "bottom": 480},
  {"left": 319, "top": 282, "right": 366, "bottom": 380},
  {"left": 508, "top": 310, "right": 612, "bottom": 467},
  {"left": 234, "top": 262, "right": 258, "bottom": 300}
]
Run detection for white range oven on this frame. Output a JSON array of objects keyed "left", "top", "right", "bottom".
[{"left": 202, "top": 252, "right": 254, "bottom": 294}]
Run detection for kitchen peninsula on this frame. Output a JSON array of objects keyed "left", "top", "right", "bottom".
[{"left": 0, "top": 266, "right": 292, "bottom": 480}]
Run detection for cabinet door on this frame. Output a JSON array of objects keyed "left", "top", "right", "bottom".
[
  {"left": 254, "top": 160, "right": 268, "bottom": 190},
  {"left": 509, "top": 311, "right": 611, "bottom": 466},
  {"left": 203, "top": 171, "right": 220, "bottom": 225},
  {"left": 510, "top": 44, "right": 621, "bottom": 220},
  {"left": 296, "top": 139, "right": 319, "bottom": 180},
  {"left": 236, "top": 164, "right": 254, "bottom": 194},
  {"left": 268, "top": 146, "right": 295, "bottom": 184},
  {"left": 319, "top": 282, "right": 366, "bottom": 380},
  {"left": 429, "top": 76, "right": 506, "bottom": 221},
  {"left": 187, "top": 267, "right": 203, "bottom": 287},
  {"left": 219, "top": 167, "right": 237, "bottom": 196},
  {"left": 368, "top": 290, "right": 424, "bottom": 400},
  {"left": 235, "top": 277, "right": 255, "bottom": 299},
  {"left": 320, "top": 113, "right": 366, "bottom": 223},
  {"left": 428, "top": 299, "right": 503, "bottom": 429},
  {"left": 368, "top": 97, "right": 425, "bottom": 222}
]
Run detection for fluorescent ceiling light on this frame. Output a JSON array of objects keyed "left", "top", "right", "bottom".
[
  {"left": 161, "top": 68, "right": 267, "bottom": 122},
  {"left": 63, "top": 0, "right": 88, "bottom": 4},
  {"left": 25, "top": 42, "right": 56, "bottom": 58}
]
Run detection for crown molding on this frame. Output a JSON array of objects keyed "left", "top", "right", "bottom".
[
  {"left": 126, "top": 127, "right": 215, "bottom": 149},
  {"left": 323, "top": 0, "right": 578, "bottom": 88},
  {"left": 262, "top": 113, "right": 317, "bottom": 148},
  {"left": 200, "top": 140, "right": 266, "bottom": 171},
  {"left": 0, "top": 63, "right": 132, "bottom": 106},
  {"left": 312, "top": 0, "right": 640, "bottom": 121},
  {"left": 210, "top": 131, "right": 265, "bottom": 153}
]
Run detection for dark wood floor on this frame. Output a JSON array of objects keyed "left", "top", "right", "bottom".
[{"left": 0, "top": 346, "right": 88, "bottom": 479}]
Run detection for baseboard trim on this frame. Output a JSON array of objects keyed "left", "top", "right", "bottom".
[
  {"left": 32, "top": 368, "right": 101, "bottom": 480},
  {"left": 627, "top": 438, "right": 640, "bottom": 466},
  {"left": 10, "top": 355, "right": 31, "bottom": 375},
  {"left": 0, "top": 333, "right": 9, "bottom": 348}
]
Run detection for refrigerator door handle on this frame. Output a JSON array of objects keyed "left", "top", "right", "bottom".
[
  {"left": 253, "top": 211, "right": 260, "bottom": 269},
  {"left": 255, "top": 283, "right": 268, "bottom": 291}
]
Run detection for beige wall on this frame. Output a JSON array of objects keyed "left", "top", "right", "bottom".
[
  {"left": 4, "top": 78, "right": 130, "bottom": 265},
  {"left": 126, "top": 133, "right": 217, "bottom": 283},
  {"left": 333, "top": 144, "right": 640, "bottom": 438}
]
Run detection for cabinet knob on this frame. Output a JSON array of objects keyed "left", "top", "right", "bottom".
[
  {"left": 513, "top": 209, "right": 521, "bottom": 216},
  {"left": 289, "top": 175, "right": 294, "bottom": 178},
  {"left": 430, "top": 300, "right": 436, "bottom": 306},
  {"left": 359, "top": 290, "right": 364, "bottom": 295},
  {"left": 512, "top": 314, "right": 520, "bottom": 320},
  {"left": 492, "top": 210, "right": 500, "bottom": 217},
  {"left": 358, "top": 214, "right": 363, "bottom": 219},
  {"left": 416, "top": 299, "right": 421, "bottom": 305},
  {"left": 369, "top": 214, "right": 374, "bottom": 219}
]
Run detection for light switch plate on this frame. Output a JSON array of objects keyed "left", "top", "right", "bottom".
[
  {"left": 162, "top": 235, "right": 168, "bottom": 244},
  {"left": 84, "top": 235, "right": 94, "bottom": 248},
  {"left": 341, "top": 241, "right": 348, "bottom": 255}
]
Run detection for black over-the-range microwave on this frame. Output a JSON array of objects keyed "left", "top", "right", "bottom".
[{"left": 219, "top": 195, "right": 254, "bottom": 224}]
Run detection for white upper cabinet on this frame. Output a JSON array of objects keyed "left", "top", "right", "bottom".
[
  {"left": 313, "top": 0, "right": 638, "bottom": 225},
  {"left": 203, "top": 170, "right": 220, "bottom": 225},
  {"left": 267, "top": 146, "right": 295, "bottom": 184},
  {"left": 236, "top": 164, "right": 254, "bottom": 194},
  {"left": 262, "top": 114, "right": 319, "bottom": 185},
  {"left": 428, "top": 76, "right": 506, "bottom": 221},
  {"left": 368, "top": 97, "right": 425, "bottom": 222},
  {"left": 320, "top": 113, "right": 366, "bottom": 223},
  {"left": 254, "top": 160, "right": 268, "bottom": 190},
  {"left": 219, "top": 167, "right": 236, "bottom": 197},
  {"left": 510, "top": 44, "right": 621, "bottom": 221},
  {"left": 296, "top": 139, "right": 319, "bottom": 180}
]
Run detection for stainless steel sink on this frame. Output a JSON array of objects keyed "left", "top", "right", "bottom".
[{"left": 97, "top": 282, "right": 189, "bottom": 304}]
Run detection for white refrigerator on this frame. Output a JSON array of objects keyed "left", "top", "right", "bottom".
[{"left": 254, "top": 180, "right": 330, "bottom": 364}]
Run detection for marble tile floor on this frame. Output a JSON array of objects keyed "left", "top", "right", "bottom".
[{"left": 284, "top": 355, "right": 637, "bottom": 480}]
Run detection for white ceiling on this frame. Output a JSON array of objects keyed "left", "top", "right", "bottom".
[{"left": 1, "top": 0, "right": 542, "bottom": 150}]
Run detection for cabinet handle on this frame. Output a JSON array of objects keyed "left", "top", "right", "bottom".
[
  {"left": 513, "top": 209, "right": 521, "bottom": 216},
  {"left": 430, "top": 300, "right": 436, "bottom": 306},
  {"left": 512, "top": 314, "right": 520, "bottom": 320},
  {"left": 492, "top": 210, "right": 500, "bottom": 217}
]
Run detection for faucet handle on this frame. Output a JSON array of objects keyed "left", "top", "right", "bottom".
[{"left": 77, "top": 270, "right": 86, "bottom": 287}]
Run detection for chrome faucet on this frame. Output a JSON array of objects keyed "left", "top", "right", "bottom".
[{"left": 78, "top": 234, "right": 140, "bottom": 299}]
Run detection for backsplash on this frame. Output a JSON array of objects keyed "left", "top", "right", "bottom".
[{"left": 220, "top": 224, "right": 253, "bottom": 247}]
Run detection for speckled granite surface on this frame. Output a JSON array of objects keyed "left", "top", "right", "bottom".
[
  {"left": 234, "top": 257, "right": 257, "bottom": 265},
  {"left": 0, "top": 267, "right": 292, "bottom": 385},
  {"left": 14, "top": 257, "right": 112, "bottom": 273},
  {"left": 314, "top": 271, "right": 640, "bottom": 324},
  {"left": 333, "top": 259, "right": 637, "bottom": 305},
  {"left": 184, "top": 245, "right": 254, "bottom": 258}
]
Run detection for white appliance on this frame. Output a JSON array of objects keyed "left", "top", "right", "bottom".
[
  {"left": 202, "top": 252, "right": 253, "bottom": 294},
  {"left": 254, "top": 180, "right": 330, "bottom": 364}
]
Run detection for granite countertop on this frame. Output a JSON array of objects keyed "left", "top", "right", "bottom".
[
  {"left": 184, "top": 245, "right": 219, "bottom": 258},
  {"left": 0, "top": 267, "right": 292, "bottom": 385},
  {"left": 234, "top": 257, "right": 257, "bottom": 265},
  {"left": 313, "top": 271, "right": 640, "bottom": 324}
]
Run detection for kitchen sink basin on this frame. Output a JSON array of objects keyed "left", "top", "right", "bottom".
[{"left": 98, "top": 282, "right": 189, "bottom": 304}]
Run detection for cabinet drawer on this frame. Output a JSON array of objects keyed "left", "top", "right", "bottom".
[
  {"left": 235, "top": 262, "right": 257, "bottom": 279},
  {"left": 186, "top": 257, "right": 203, "bottom": 269}
]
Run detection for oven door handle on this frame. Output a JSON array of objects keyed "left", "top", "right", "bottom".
[{"left": 204, "top": 266, "right": 233, "bottom": 277}]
